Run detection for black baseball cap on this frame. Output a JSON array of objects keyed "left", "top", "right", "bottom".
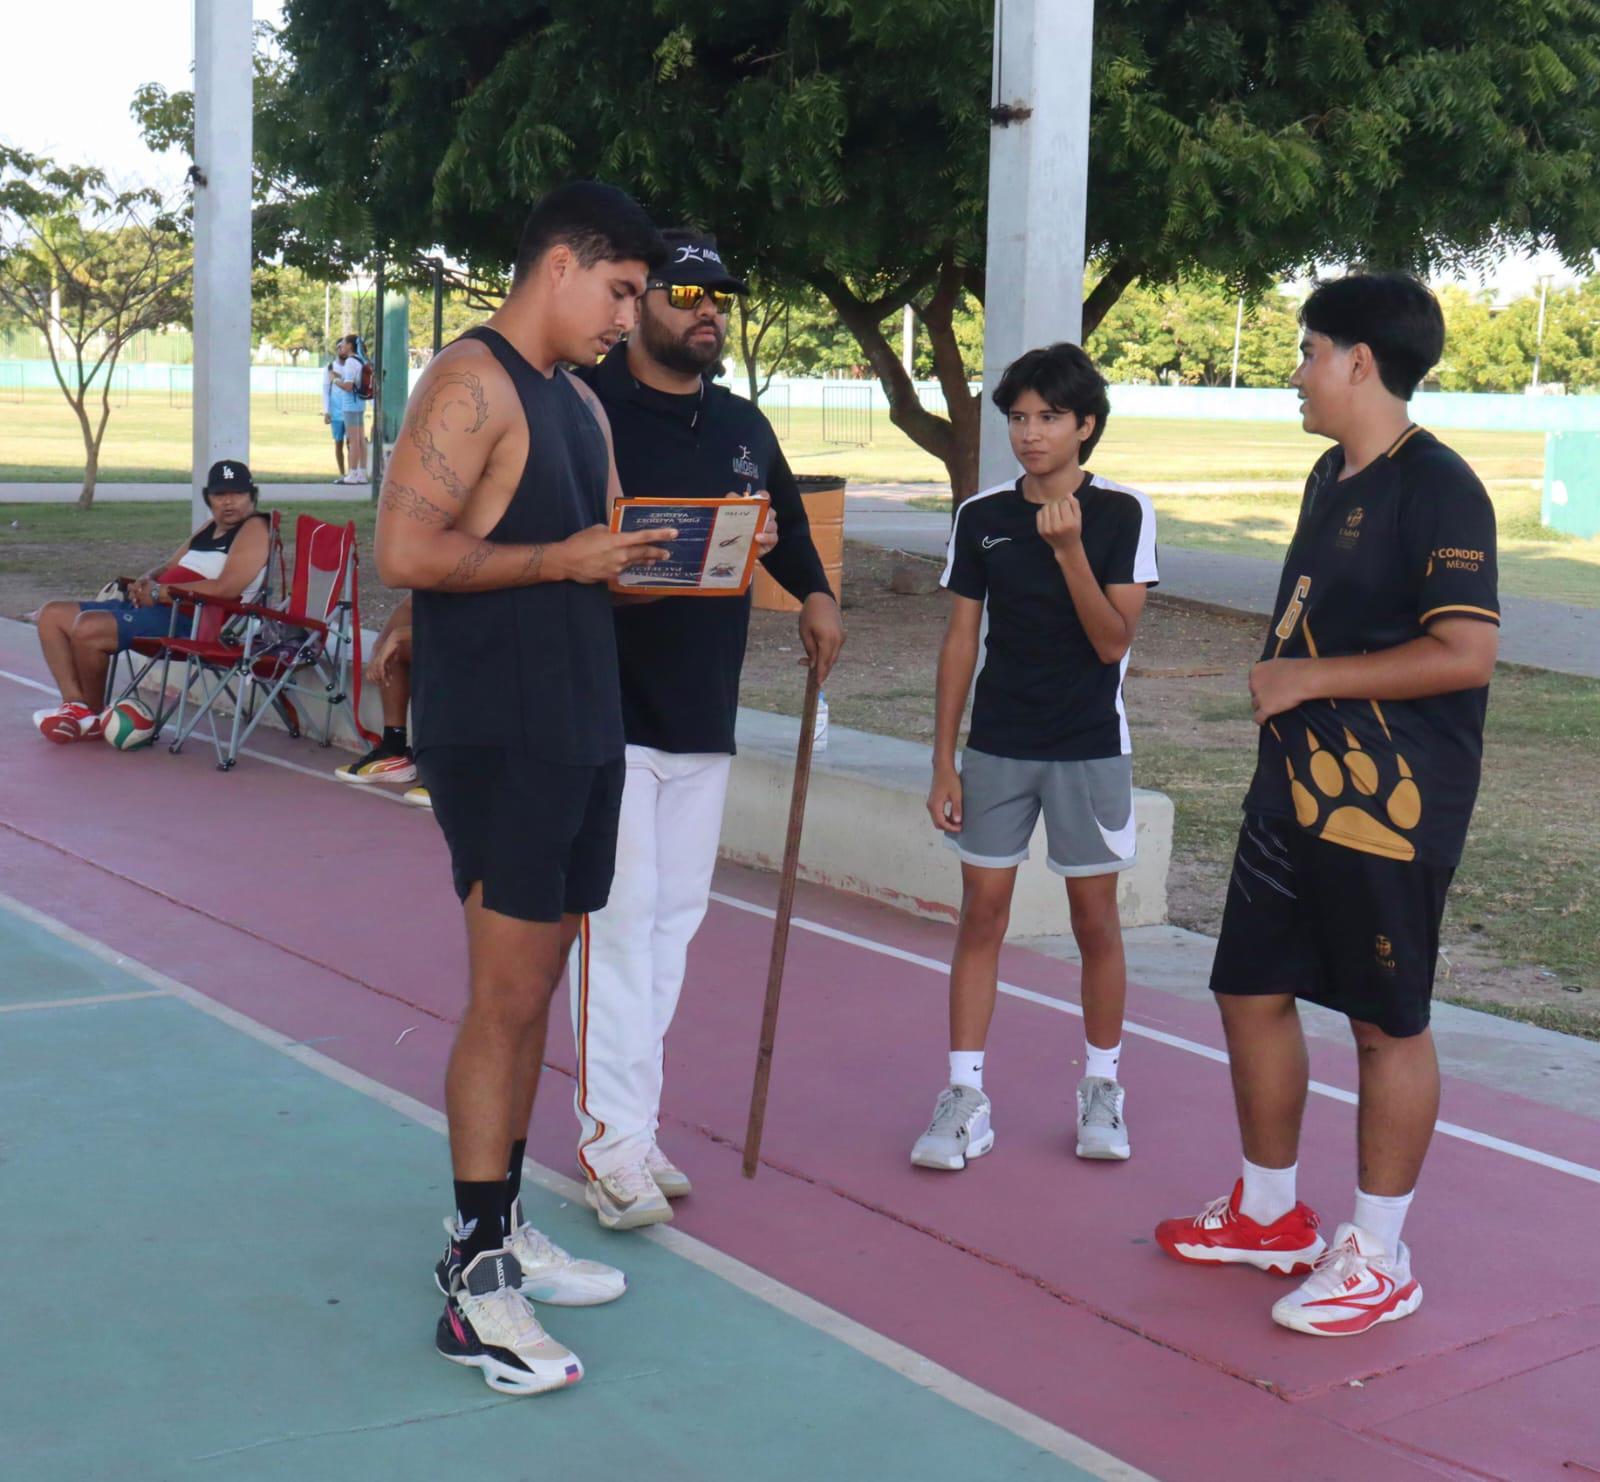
[
  {"left": 654, "top": 232, "right": 748, "bottom": 295},
  {"left": 204, "top": 459, "right": 258, "bottom": 496}
]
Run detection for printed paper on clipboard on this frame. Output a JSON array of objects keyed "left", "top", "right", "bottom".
[{"left": 608, "top": 495, "right": 770, "bottom": 597}]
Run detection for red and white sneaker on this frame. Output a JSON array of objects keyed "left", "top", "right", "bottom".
[
  {"left": 1271, "top": 1223, "right": 1422, "bottom": 1336},
  {"left": 1155, "top": 1179, "right": 1326, "bottom": 1276},
  {"left": 34, "top": 701, "right": 101, "bottom": 744}
]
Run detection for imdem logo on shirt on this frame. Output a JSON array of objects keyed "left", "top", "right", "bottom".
[{"left": 732, "top": 444, "right": 760, "bottom": 480}]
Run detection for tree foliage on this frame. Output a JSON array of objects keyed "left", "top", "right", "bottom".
[
  {"left": 0, "top": 147, "right": 191, "bottom": 505},
  {"left": 267, "top": 0, "right": 1600, "bottom": 496}
]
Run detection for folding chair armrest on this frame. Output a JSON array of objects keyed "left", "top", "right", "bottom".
[{"left": 182, "top": 592, "right": 330, "bottom": 636}]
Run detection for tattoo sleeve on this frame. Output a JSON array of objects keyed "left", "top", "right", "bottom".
[
  {"left": 408, "top": 372, "right": 489, "bottom": 503},
  {"left": 440, "top": 541, "right": 493, "bottom": 590},
  {"left": 379, "top": 482, "right": 453, "bottom": 526}
]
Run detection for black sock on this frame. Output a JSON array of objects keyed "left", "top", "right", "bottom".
[
  {"left": 453, "top": 1179, "right": 507, "bottom": 1265},
  {"left": 505, "top": 1139, "right": 528, "bottom": 1227},
  {"left": 381, "top": 724, "right": 407, "bottom": 753}
]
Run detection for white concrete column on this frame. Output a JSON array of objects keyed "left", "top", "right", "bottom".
[
  {"left": 978, "top": 0, "right": 1095, "bottom": 492},
  {"left": 191, "top": 0, "right": 253, "bottom": 525}
]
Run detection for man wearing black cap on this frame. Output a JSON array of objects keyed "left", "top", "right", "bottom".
[
  {"left": 569, "top": 229, "right": 846, "bottom": 1230},
  {"left": 33, "top": 459, "right": 270, "bottom": 742}
]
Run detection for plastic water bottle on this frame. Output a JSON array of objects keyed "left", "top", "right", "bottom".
[{"left": 813, "top": 688, "right": 829, "bottom": 752}]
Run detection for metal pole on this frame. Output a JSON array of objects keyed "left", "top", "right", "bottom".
[
  {"left": 1531, "top": 275, "right": 1550, "bottom": 391},
  {"left": 1229, "top": 294, "right": 1244, "bottom": 389},
  {"left": 432, "top": 257, "right": 444, "bottom": 356},
  {"left": 191, "top": 0, "right": 253, "bottom": 527},
  {"left": 371, "top": 262, "right": 385, "bottom": 498},
  {"left": 978, "top": 0, "right": 1095, "bottom": 494}
]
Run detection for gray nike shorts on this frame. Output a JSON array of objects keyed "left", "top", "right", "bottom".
[{"left": 946, "top": 749, "right": 1137, "bottom": 877}]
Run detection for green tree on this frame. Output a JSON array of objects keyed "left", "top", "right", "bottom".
[
  {"left": 0, "top": 147, "right": 191, "bottom": 506},
  {"left": 265, "top": 0, "right": 1600, "bottom": 499}
]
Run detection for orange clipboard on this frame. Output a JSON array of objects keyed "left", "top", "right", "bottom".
[{"left": 607, "top": 495, "right": 770, "bottom": 598}]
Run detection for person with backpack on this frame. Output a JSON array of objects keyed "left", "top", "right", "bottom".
[{"left": 332, "top": 334, "right": 370, "bottom": 484}]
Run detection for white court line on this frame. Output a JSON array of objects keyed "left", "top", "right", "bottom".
[
  {"left": 0, "top": 988, "right": 172, "bottom": 1014},
  {"left": 708, "top": 890, "right": 1600, "bottom": 1188},
  {"left": 0, "top": 890, "right": 1152, "bottom": 1482}
]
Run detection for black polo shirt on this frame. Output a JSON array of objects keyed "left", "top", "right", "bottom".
[
  {"left": 1243, "top": 427, "right": 1500, "bottom": 867},
  {"left": 942, "top": 474, "right": 1159, "bottom": 760},
  {"left": 575, "top": 345, "right": 831, "bottom": 755}
]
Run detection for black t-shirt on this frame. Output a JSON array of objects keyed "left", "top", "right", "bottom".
[
  {"left": 1243, "top": 427, "right": 1500, "bottom": 867},
  {"left": 942, "top": 475, "right": 1159, "bottom": 760},
  {"left": 576, "top": 346, "right": 831, "bottom": 755},
  {"left": 411, "top": 328, "right": 622, "bottom": 764}
]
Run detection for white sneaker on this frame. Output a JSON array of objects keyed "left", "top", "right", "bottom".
[
  {"left": 506, "top": 1200, "right": 628, "bottom": 1305},
  {"left": 1075, "top": 1076, "right": 1131, "bottom": 1160},
  {"left": 1271, "top": 1223, "right": 1423, "bottom": 1337},
  {"left": 435, "top": 1248, "right": 583, "bottom": 1395},
  {"left": 584, "top": 1162, "right": 673, "bottom": 1230},
  {"left": 910, "top": 1085, "right": 994, "bottom": 1171},
  {"left": 645, "top": 1144, "right": 692, "bottom": 1199},
  {"left": 433, "top": 1204, "right": 627, "bottom": 1306}
]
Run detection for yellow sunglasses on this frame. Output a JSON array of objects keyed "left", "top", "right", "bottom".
[{"left": 650, "top": 282, "right": 737, "bottom": 314}]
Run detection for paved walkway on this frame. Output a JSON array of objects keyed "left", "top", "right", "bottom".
[
  {"left": 3, "top": 618, "right": 1598, "bottom": 1481},
  {"left": 845, "top": 492, "right": 1600, "bottom": 679}
]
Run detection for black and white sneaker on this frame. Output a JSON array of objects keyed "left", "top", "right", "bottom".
[{"left": 435, "top": 1248, "right": 584, "bottom": 1395}]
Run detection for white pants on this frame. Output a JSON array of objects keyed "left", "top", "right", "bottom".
[{"left": 571, "top": 745, "right": 731, "bottom": 1179}]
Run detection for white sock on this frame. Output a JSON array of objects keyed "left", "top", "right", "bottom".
[
  {"left": 1239, "top": 1157, "right": 1297, "bottom": 1225},
  {"left": 1352, "top": 1188, "right": 1413, "bottom": 1258},
  {"left": 949, "top": 1050, "right": 985, "bottom": 1093},
  {"left": 1084, "top": 1040, "right": 1121, "bottom": 1082}
]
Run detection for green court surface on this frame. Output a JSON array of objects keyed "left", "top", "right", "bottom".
[{"left": 0, "top": 902, "right": 1105, "bottom": 1482}]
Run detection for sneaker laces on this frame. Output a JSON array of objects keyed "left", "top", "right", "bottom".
[
  {"left": 510, "top": 1223, "right": 571, "bottom": 1269},
  {"left": 1307, "top": 1232, "right": 1367, "bottom": 1284},
  {"left": 1193, "top": 1193, "right": 1237, "bottom": 1230},
  {"left": 644, "top": 1145, "right": 675, "bottom": 1175},
  {"left": 925, "top": 1087, "right": 981, "bottom": 1137},
  {"left": 1080, "top": 1080, "right": 1123, "bottom": 1130},
  {"left": 465, "top": 1280, "right": 548, "bottom": 1347}
]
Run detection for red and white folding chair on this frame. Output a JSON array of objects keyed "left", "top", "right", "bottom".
[
  {"left": 163, "top": 514, "right": 378, "bottom": 770},
  {"left": 103, "top": 510, "right": 286, "bottom": 742}
]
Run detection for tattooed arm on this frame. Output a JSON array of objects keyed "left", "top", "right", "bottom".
[{"left": 376, "top": 342, "right": 673, "bottom": 592}]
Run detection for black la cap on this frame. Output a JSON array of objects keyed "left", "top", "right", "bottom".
[
  {"left": 654, "top": 233, "right": 748, "bottom": 295},
  {"left": 204, "top": 459, "right": 257, "bottom": 495}
]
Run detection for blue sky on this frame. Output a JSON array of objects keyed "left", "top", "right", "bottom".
[{"left": 1, "top": 2, "right": 1585, "bottom": 301}]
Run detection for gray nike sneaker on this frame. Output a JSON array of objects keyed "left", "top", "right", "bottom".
[
  {"left": 910, "top": 1085, "right": 995, "bottom": 1171},
  {"left": 1075, "top": 1076, "right": 1130, "bottom": 1160}
]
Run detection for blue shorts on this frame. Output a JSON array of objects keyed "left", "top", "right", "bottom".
[
  {"left": 330, "top": 413, "right": 346, "bottom": 440},
  {"left": 78, "top": 599, "right": 181, "bottom": 652}
]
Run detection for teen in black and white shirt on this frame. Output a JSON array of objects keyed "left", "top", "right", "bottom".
[{"left": 915, "top": 343, "right": 1158, "bottom": 1174}]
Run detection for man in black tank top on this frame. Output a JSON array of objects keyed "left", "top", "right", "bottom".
[{"left": 375, "top": 182, "right": 676, "bottom": 1397}]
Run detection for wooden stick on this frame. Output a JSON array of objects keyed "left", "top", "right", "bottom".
[{"left": 742, "top": 664, "right": 823, "bottom": 1178}]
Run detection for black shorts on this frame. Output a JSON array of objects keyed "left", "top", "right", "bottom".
[
  {"left": 417, "top": 748, "right": 625, "bottom": 924},
  {"left": 1209, "top": 813, "right": 1454, "bottom": 1038}
]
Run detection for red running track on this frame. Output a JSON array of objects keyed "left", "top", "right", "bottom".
[{"left": 3, "top": 633, "right": 1596, "bottom": 1482}]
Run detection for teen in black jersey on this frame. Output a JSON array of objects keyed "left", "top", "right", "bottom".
[
  {"left": 376, "top": 183, "right": 679, "bottom": 1397},
  {"left": 1155, "top": 274, "right": 1500, "bottom": 1340},
  {"left": 917, "top": 344, "right": 1158, "bottom": 1173}
]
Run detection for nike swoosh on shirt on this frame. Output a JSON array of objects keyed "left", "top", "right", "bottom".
[{"left": 981, "top": 536, "right": 1012, "bottom": 549}]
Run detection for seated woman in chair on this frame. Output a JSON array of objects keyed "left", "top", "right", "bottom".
[{"left": 33, "top": 459, "right": 271, "bottom": 743}]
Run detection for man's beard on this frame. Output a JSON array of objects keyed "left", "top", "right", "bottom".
[{"left": 639, "top": 310, "right": 724, "bottom": 377}]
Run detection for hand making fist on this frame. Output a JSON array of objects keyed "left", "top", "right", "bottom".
[{"left": 1036, "top": 493, "right": 1083, "bottom": 552}]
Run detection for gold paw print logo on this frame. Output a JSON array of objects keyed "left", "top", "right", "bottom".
[{"left": 1286, "top": 725, "right": 1421, "bottom": 862}]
